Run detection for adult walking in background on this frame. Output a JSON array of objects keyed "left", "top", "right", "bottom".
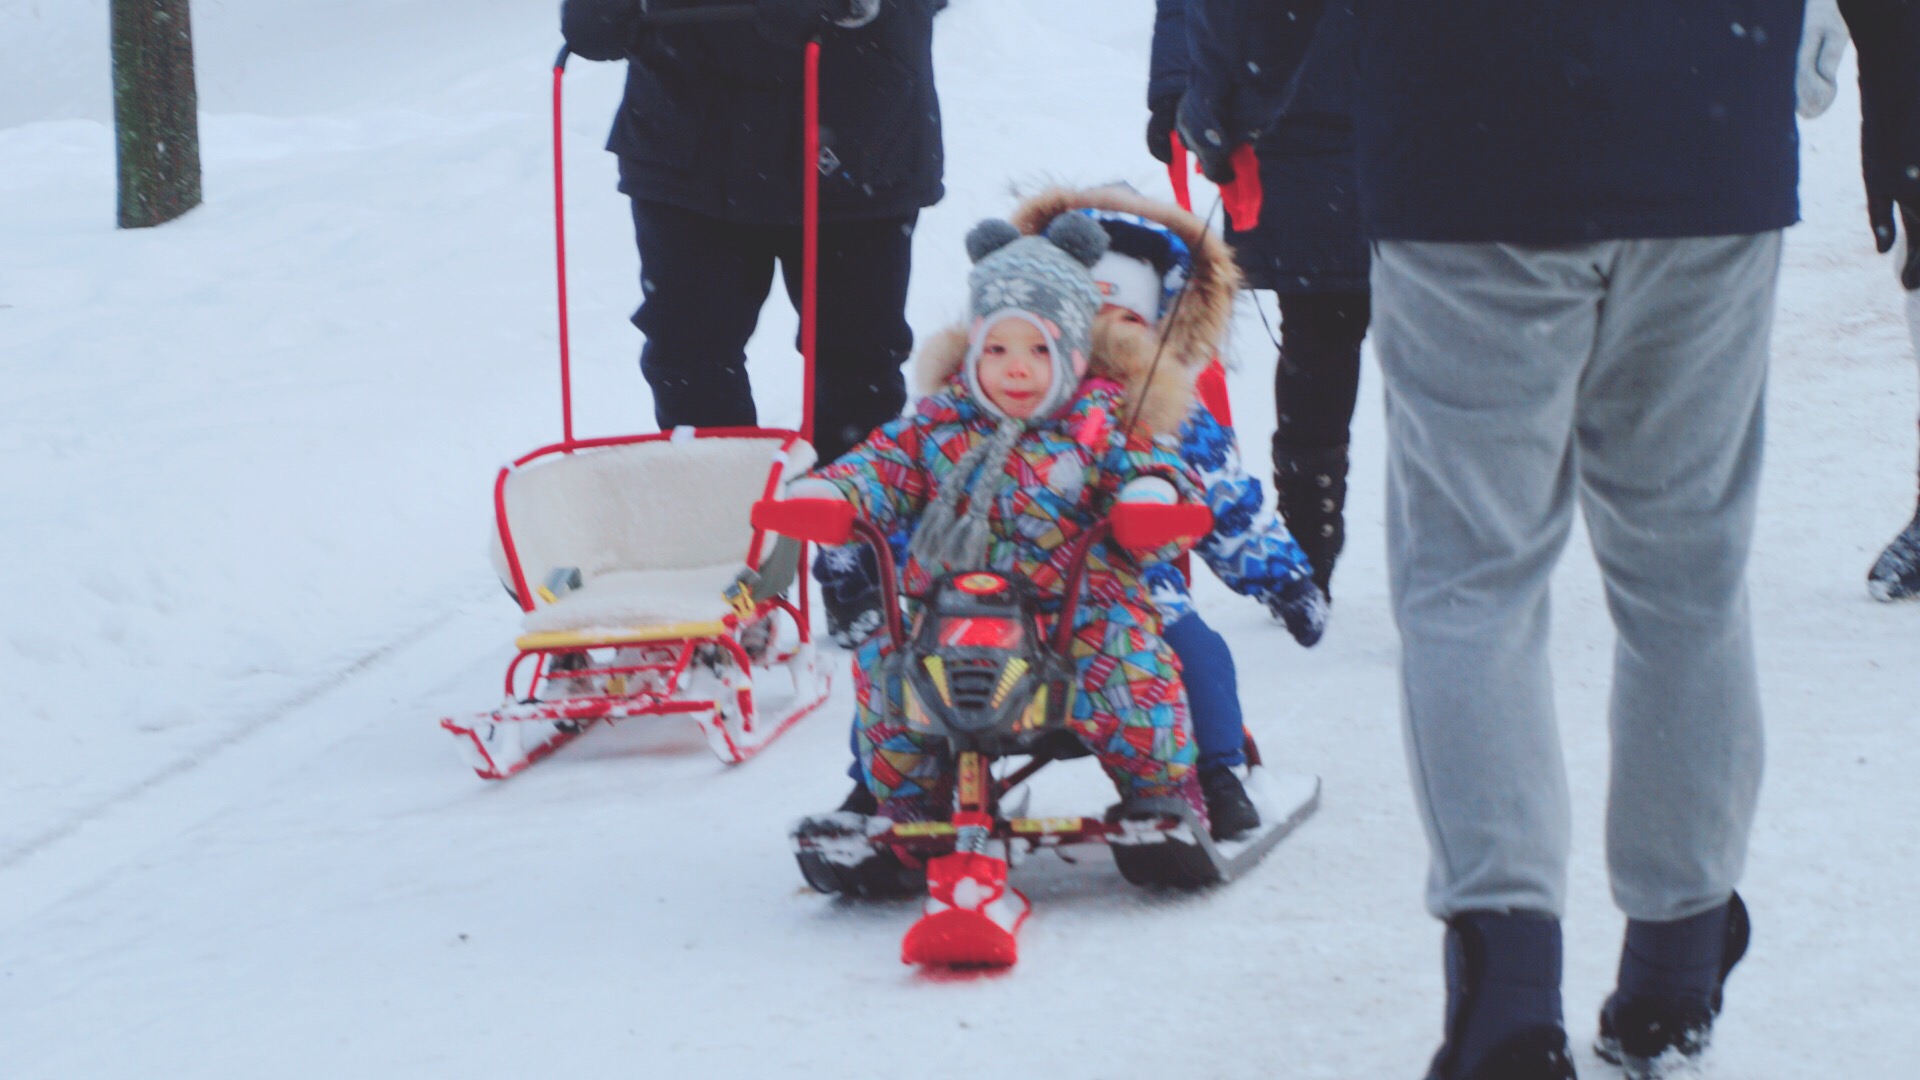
[
  {"left": 1148, "top": 0, "right": 1367, "bottom": 599},
  {"left": 559, "top": 0, "right": 942, "bottom": 464},
  {"left": 1821, "top": 0, "right": 1920, "bottom": 602},
  {"left": 1186, "top": 1, "right": 1918, "bottom": 1077},
  {"left": 560, "top": 0, "right": 945, "bottom": 642}
]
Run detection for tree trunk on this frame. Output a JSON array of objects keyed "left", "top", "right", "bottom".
[{"left": 112, "top": 0, "right": 202, "bottom": 229}]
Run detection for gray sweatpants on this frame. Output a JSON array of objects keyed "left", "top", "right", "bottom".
[{"left": 1373, "top": 235, "right": 1777, "bottom": 924}]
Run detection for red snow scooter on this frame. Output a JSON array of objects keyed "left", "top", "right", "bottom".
[
  {"left": 441, "top": 20, "right": 835, "bottom": 779},
  {"left": 756, "top": 498, "right": 1321, "bottom": 969}
]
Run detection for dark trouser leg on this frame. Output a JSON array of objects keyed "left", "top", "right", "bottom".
[
  {"left": 630, "top": 199, "right": 776, "bottom": 432},
  {"left": 1271, "top": 291, "right": 1371, "bottom": 595},
  {"left": 776, "top": 213, "right": 915, "bottom": 464}
]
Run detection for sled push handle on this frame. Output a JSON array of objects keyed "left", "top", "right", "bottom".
[{"left": 752, "top": 497, "right": 1210, "bottom": 657}]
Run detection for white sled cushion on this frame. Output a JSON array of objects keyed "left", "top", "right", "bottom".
[
  {"left": 490, "top": 433, "right": 815, "bottom": 602},
  {"left": 517, "top": 566, "right": 744, "bottom": 636}
]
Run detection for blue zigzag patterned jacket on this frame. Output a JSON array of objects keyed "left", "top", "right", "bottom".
[{"left": 1143, "top": 404, "right": 1314, "bottom": 624}]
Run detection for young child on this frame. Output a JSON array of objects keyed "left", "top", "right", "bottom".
[
  {"left": 821, "top": 189, "right": 1329, "bottom": 841},
  {"left": 790, "top": 214, "right": 1212, "bottom": 830},
  {"left": 1033, "top": 191, "right": 1327, "bottom": 839}
]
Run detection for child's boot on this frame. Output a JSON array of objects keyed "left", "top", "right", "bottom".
[
  {"left": 1272, "top": 440, "right": 1348, "bottom": 597},
  {"left": 1198, "top": 765, "right": 1260, "bottom": 841},
  {"left": 1594, "top": 893, "right": 1750, "bottom": 1079},
  {"left": 1425, "top": 912, "right": 1576, "bottom": 1080}
]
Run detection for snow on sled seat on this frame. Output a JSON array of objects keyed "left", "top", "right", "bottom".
[{"left": 443, "top": 427, "right": 833, "bottom": 779}]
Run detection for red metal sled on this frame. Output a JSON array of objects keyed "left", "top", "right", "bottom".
[{"left": 441, "top": 37, "right": 831, "bottom": 779}]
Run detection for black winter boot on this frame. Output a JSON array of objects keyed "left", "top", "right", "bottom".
[
  {"left": 1198, "top": 765, "right": 1261, "bottom": 841},
  {"left": 1426, "top": 912, "right": 1576, "bottom": 1080},
  {"left": 1272, "top": 441, "right": 1349, "bottom": 598},
  {"left": 1595, "top": 893, "right": 1750, "bottom": 1079},
  {"left": 1868, "top": 499, "right": 1920, "bottom": 602}
]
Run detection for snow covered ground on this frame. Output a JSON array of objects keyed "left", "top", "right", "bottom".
[{"left": 2, "top": 2, "right": 1917, "bottom": 1076}]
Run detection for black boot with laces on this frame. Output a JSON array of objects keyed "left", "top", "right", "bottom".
[{"left": 1272, "top": 441, "right": 1349, "bottom": 598}]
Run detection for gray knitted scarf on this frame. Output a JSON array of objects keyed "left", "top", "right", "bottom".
[{"left": 905, "top": 416, "right": 1026, "bottom": 578}]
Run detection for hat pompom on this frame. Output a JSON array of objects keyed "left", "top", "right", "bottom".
[
  {"left": 1044, "top": 213, "right": 1111, "bottom": 268},
  {"left": 965, "top": 219, "right": 1022, "bottom": 264}
]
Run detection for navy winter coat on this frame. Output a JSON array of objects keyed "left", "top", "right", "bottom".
[
  {"left": 1156, "top": 0, "right": 1367, "bottom": 293},
  {"left": 560, "top": 0, "right": 944, "bottom": 225},
  {"left": 1840, "top": 0, "right": 1920, "bottom": 245},
  {"left": 1189, "top": 0, "right": 1918, "bottom": 245}
]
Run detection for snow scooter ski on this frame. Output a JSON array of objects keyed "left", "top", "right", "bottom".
[
  {"left": 756, "top": 498, "right": 1321, "bottom": 969},
  {"left": 441, "top": 23, "right": 835, "bottom": 779}
]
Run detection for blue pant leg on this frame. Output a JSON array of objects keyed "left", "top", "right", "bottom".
[{"left": 1161, "top": 612, "right": 1247, "bottom": 769}]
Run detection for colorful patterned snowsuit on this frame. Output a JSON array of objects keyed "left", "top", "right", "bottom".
[{"left": 813, "top": 377, "right": 1203, "bottom": 822}]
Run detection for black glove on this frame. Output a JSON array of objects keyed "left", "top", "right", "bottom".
[
  {"left": 754, "top": 0, "right": 837, "bottom": 43},
  {"left": 1902, "top": 205, "right": 1920, "bottom": 291},
  {"left": 1176, "top": 94, "right": 1234, "bottom": 183},
  {"left": 1146, "top": 96, "right": 1180, "bottom": 165}
]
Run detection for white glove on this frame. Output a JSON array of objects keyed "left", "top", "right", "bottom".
[
  {"left": 834, "top": 0, "right": 882, "bottom": 28},
  {"left": 1797, "top": 0, "right": 1851, "bottom": 119},
  {"left": 1116, "top": 476, "right": 1179, "bottom": 505}
]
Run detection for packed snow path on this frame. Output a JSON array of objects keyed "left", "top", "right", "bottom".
[{"left": 3, "top": 2, "right": 1917, "bottom": 1076}]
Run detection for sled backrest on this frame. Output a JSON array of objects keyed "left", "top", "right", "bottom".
[{"left": 490, "top": 430, "right": 815, "bottom": 609}]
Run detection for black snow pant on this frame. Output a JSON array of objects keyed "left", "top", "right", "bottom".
[
  {"left": 1272, "top": 290, "right": 1371, "bottom": 453},
  {"left": 629, "top": 199, "right": 916, "bottom": 464}
]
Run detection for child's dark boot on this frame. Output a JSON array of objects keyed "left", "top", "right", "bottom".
[{"left": 1198, "top": 765, "right": 1260, "bottom": 841}]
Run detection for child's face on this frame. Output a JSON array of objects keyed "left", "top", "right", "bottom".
[
  {"left": 976, "top": 318, "right": 1054, "bottom": 419},
  {"left": 1097, "top": 304, "right": 1151, "bottom": 330}
]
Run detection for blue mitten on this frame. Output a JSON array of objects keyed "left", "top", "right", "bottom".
[{"left": 1265, "top": 575, "right": 1328, "bottom": 648}]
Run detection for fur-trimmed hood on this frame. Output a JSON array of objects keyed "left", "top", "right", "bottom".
[{"left": 909, "top": 185, "right": 1241, "bottom": 437}]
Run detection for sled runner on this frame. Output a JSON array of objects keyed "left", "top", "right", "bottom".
[
  {"left": 441, "top": 33, "right": 833, "bottom": 778},
  {"left": 764, "top": 499, "right": 1320, "bottom": 969}
]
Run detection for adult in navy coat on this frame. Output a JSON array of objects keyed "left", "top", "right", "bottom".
[
  {"left": 560, "top": 0, "right": 944, "bottom": 464},
  {"left": 1148, "top": 0, "right": 1367, "bottom": 599},
  {"left": 1182, "top": 2, "right": 1920, "bottom": 1078}
]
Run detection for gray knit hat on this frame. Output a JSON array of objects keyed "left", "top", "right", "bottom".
[{"left": 961, "top": 215, "right": 1110, "bottom": 420}]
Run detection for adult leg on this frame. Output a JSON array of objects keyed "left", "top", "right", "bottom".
[
  {"left": 630, "top": 199, "right": 776, "bottom": 431},
  {"left": 1375, "top": 240, "right": 1608, "bottom": 1080},
  {"left": 1375, "top": 241, "right": 1610, "bottom": 920},
  {"left": 777, "top": 213, "right": 915, "bottom": 463},
  {"left": 1869, "top": 286, "right": 1920, "bottom": 600},
  {"left": 1271, "top": 290, "right": 1371, "bottom": 596},
  {"left": 781, "top": 214, "right": 914, "bottom": 646},
  {"left": 1577, "top": 233, "right": 1776, "bottom": 924},
  {"left": 1577, "top": 235, "right": 1776, "bottom": 1071}
]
